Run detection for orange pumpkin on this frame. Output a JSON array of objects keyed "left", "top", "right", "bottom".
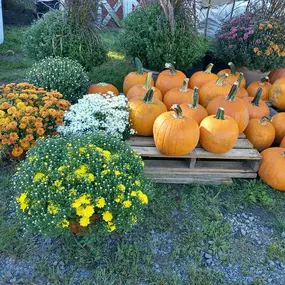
[
  {"left": 88, "top": 83, "right": 119, "bottom": 95},
  {"left": 155, "top": 63, "right": 186, "bottom": 98},
  {"left": 274, "top": 78, "right": 285, "bottom": 85},
  {"left": 123, "top": 58, "right": 154, "bottom": 95},
  {"left": 189, "top": 63, "right": 218, "bottom": 89},
  {"left": 258, "top": 147, "right": 285, "bottom": 191},
  {"left": 244, "top": 116, "right": 275, "bottom": 151},
  {"left": 269, "top": 69, "right": 285, "bottom": 84},
  {"left": 153, "top": 104, "right": 199, "bottom": 155},
  {"left": 247, "top": 76, "right": 272, "bottom": 100},
  {"left": 199, "top": 74, "right": 231, "bottom": 108},
  {"left": 242, "top": 88, "right": 270, "bottom": 119},
  {"left": 271, "top": 113, "right": 285, "bottom": 144},
  {"left": 280, "top": 136, "right": 285, "bottom": 147},
  {"left": 206, "top": 82, "right": 249, "bottom": 133},
  {"left": 180, "top": 87, "right": 208, "bottom": 124},
  {"left": 163, "top": 78, "right": 193, "bottom": 110},
  {"left": 269, "top": 80, "right": 285, "bottom": 110},
  {"left": 128, "top": 88, "right": 167, "bottom": 136},
  {"left": 127, "top": 72, "right": 162, "bottom": 101},
  {"left": 200, "top": 107, "right": 239, "bottom": 154},
  {"left": 217, "top": 62, "right": 246, "bottom": 88}
]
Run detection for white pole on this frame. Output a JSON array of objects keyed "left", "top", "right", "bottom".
[{"left": 0, "top": 0, "right": 3, "bottom": 44}]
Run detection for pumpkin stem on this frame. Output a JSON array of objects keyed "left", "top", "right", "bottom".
[
  {"left": 205, "top": 63, "right": 214, "bottom": 74},
  {"left": 282, "top": 152, "right": 285, "bottom": 156},
  {"left": 171, "top": 104, "right": 184, "bottom": 118},
  {"left": 228, "top": 62, "right": 237, "bottom": 75},
  {"left": 135, "top": 57, "right": 144, "bottom": 75},
  {"left": 145, "top": 72, "right": 153, "bottom": 89},
  {"left": 188, "top": 87, "right": 199, "bottom": 109},
  {"left": 259, "top": 76, "right": 269, "bottom": 85},
  {"left": 142, "top": 88, "right": 154, "bottom": 103},
  {"left": 251, "top": 88, "right": 263, "bottom": 106},
  {"left": 180, "top": 78, "right": 190, "bottom": 92},
  {"left": 216, "top": 73, "right": 229, "bottom": 86},
  {"left": 237, "top": 72, "right": 244, "bottom": 88},
  {"left": 259, "top": 116, "right": 272, "bottom": 125},
  {"left": 226, "top": 82, "right": 239, "bottom": 101},
  {"left": 214, "top": 107, "right": 225, "bottom": 120},
  {"left": 165, "top": 63, "right": 177, "bottom": 75}
]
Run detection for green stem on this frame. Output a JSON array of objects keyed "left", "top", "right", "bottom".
[
  {"left": 165, "top": 63, "right": 177, "bottom": 75},
  {"left": 190, "top": 87, "right": 199, "bottom": 109},
  {"left": 237, "top": 72, "right": 244, "bottom": 88},
  {"left": 180, "top": 78, "right": 189, "bottom": 92},
  {"left": 171, "top": 104, "right": 184, "bottom": 118},
  {"left": 214, "top": 107, "right": 225, "bottom": 120},
  {"left": 145, "top": 72, "right": 153, "bottom": 89},
  {"left": 259, "top": 76, "right": 269, "bottom": 85},
  {"left": 226, "top": 82, "right": 239, "bottom": 101},
  {"left": 259, "top": 116, "right": 272, "bottom": 125},
  {"left": 216, "top": 74, "right": 228, "bottom": 86},
  {"left": 142, "top": 88, "right": 154, "bottom": 103},
  {"left": 135, "top": 57, "right": 143, "bottom": 75},
  {"left": 204, "top": 63, "right": 214, "bottom": 74},
  {"left": 282, "top": 152, "right": 285, "bottom": 156},
  {"left": 251, "top": 88, "right": 263, "bottom": 106},
  {"left": 228, "top": 62, "right": 237, "bottom": 75}
]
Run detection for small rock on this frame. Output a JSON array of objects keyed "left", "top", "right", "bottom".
[
  {"left": 249, "top": 216, "right": 254, "bottom": 222},
  {"left": 53, "top": 261, "right": 58, "bottom": 266},
  {"left": 242, "top": 213, "right": 248, "bottom": 219},
  {"left": 150, "top": 229, "right": 155, "bottom": 235},
  {"left": 237, "top": 214, "right": 240, "bottom": 217},
  {"left": 280, "top": 262, "right": 285, "bottom": 269},
  {"left": 155, "top": 264, "right": 160, "bottom": 269},
  {"left": 281, "top": 232, "right": 285, "bottom": 238},
  {"left": 269, "top": 260, "right": 275, "bottom": 266},
  {"left": 10, "top": 278, "right": 17, "bottom": 283},
  {"left": 240, "top": 206, "right": 244, "bottom": 209},
  {"left": 205, "top": 253, "right": 212, "bottom": 259},
  {"left": 268, "top": 278, "right": 273, "bottom": 283},
  {"left": 59, "top": 261, "right": 65, "bottom": 267},
  {"left": 241, "top": 229, "right": 247, "bottom": 236},
  {"left": 206, "top": 259, "right": 212, "bottom": 265},
  {"left": 208, "top": 240, "right": 214, "bottom": 245},
  {"left": 257, "top": 240, "right": 262, "bottom": 245}
]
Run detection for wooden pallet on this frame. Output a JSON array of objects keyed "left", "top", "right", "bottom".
[{"left": 127, "top": 134, "right": 262, "bottom": 185}]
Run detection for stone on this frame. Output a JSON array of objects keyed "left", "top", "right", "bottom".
[
  {"left": 249, "top": 216, "right": 254, "bottom": 222},
  {"left": 281, "top": 232, "right": 285, "bottom": 238},
  {"left": 257, "top": 240, "right": 262, "bottom": 245},
  {"left": 280, "top": 262, "right": 285, "bottom": 269},
  {"left": 208, "top": 240, "right": 214, "bottom": 245},
  {"left": 205, "top": 253, "right": 212, "bottom": 259},
  {"left": 241, "top": 229, "right": 247, "bottom": 236},
  {"left": 206, "top": 259, "right": 212, "bottom": 265},
  {"left": 269, "top": 260, "right": 275, "bottom": 266},
  {"left": 53, "top": 261, "right": 58, "bottom": 266},
  {"left": 10, "top": 278, "right": 17, "bottom": 283},
  {"left": 242, "top": 213, "right": 248, "bottom": 219}
]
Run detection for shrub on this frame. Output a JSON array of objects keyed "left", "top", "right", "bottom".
[
  {"left": 57, "top": 92, "right": 134, "bottom": 139},
  {"left": 26, "top": 57, "right": 90, "bottom": 103},
  {"left": 0, "top": 82, "right": 71, "bottom": 157},
  {"left": 121, "top": 4, "right": 209, "bottom": 71},
  {"left": 23, "top": 11, "right": 106, "bottom": 70},
  {"left": 14, "top": 133, "right": 150, "bottom": 235}
]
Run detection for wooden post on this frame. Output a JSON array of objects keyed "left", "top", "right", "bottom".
[{"left": 204, "top": 0, "right": 211, "bottom": 37}]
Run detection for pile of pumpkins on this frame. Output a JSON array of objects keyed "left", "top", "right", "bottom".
[{"left": 88, "top": 59, "right": 285, "bottom": 191}]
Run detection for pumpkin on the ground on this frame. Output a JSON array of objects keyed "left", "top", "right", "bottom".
[
  {"left": 274, "top": 78, "right": 285, "bottom": 85},
  {"left": 244, "top": 116, "right": 275, "bottom": 152},
  {"left": 271, "top": 113, "right": 285, "bottom": 144},
  {"left": 206, "top": 82, "right": 249, "bottom": 133},
  {"left": 269, "top": 69, "right": 285, "bottom": 84},
  {"left": 180, "top": 87, "right": 208, "bottom": 124},
  {"left": 128, "top": 88, "right": 167, "bottom": 136},
  {"left": 236, "top": 73, "right": 248, "bottom": 98},
  {"left": 247, "top": 76, "right": 271, "bottom": 100},
  {"left": 200, "top": 107, "right": 239, "bottom": 154},
  {"left": 153, "top": 104, "right": 199, "bottom": 155},
  {"left": 269, "top": 80, "right": 285, "bottom": 110},
  {"left": 189, "top": 63, "right": 218, "bottom": 89},
  {"left": 163, "top": 78, "right": 193, "bottom": 110},
  {"left": 88, "top": 83, "right": 119, "bottom": 95},
  {"left": 280, "top": 137, "right": 285, "bottom": 147},
  {"left": 218, "top": 62, "right": 246, "bottom": 88},
  {"left": 258, "top": 147, "right": 285, "bottom": 191},
  {"left": 155, "top": 63, "right": 186, "bottom": 97}
]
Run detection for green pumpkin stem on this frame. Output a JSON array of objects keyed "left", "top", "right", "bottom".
[
  {"left": 259, "top": 116, "right": 272, "bottom": 125},
  {"left": 135, "top": 57, "right": 143, "bottom": 75},
  {"left": 282, "top": 152, "right": 285, "bottom": 156},
  {"left": 189, "top": 87, "right": 199, "bottom": 109},
  {"left": 180, "top": 78, "right": 190, "bottom": 92},
  {"left": 237, "top": 72, "right": 244, "bottom": 88},
  {"left": 142, "top": 88, "right": 154, "bottom": 103},
  {"left": 259, "top": 76, "right": 269, "bottom": 85},
  {"left": 251, "top": 88, "right": 263, "bottom": 106},
  {"left": 214, "top": 107, "right": 225, "bottom": 120},
  {"left": 228, "top": 62, "right": 237, "bottom": 75},
  {"left": 216, "top": 74, "right": 229, "bottom": 86},
  {"left": 145, "top": 72, "right": 153, "bottom": 89},
  {"left": 165, "top": 63, "right": 177, "bottom": 75},
  {"left": 205, "top": 63, "right": 214, "bottom": 74},
  {"left": 171, "top": 104, "right": 184, "bottom": 118},
  {"left": 226, "top": 82, "right": 239, "bottom": 101}
]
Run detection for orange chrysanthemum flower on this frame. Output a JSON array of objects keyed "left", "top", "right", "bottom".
[
  {"left": 25, "top": 134, "right": 34, "bottom": 141},
  {"left": 37, "top": 128, "right": 45, "bottom": 136},
  {"left": 11, "top": 146, "right": 24, "bottom": 157}
]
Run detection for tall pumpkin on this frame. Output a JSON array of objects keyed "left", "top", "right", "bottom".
[
  {"left": 200, "top": 107, "right": 239, "bottom": 154},
  {"left": 153, "top": 105, "right": 199, "bottom": 155},
  {"left": 258, "top": 147, "right": 285, "bottom": 191},
  {"left": 244, "top": 116, "right": 275, "bottom": 152},
  {"left": 123, "top": 58, "right": 154, "bottom": 95},
  {"left": 271, "top": 113, "right": 285, "bottom": 144},
  {"left": 247, "top": 76, "right": 271, "bottom": 100},
  {"left": 163, "top": 78, "right": 193, "bottom": 111},
  {"left": 155, "top": 63, "right": 186, "bottom": 97},
  {"left": 128, "top": 88, "right": 167, "bottom": 136},
  {"left": 269, "top": 80, "right": 285, "bottom": 110},
  {"left": 206, "top": 82, "right": 249, "bottom": 133},
  {"left": 218, "top": 62, "right": 246, "bottom": 88},
  {"left": 269, "top": 69, "right": 285, "bottom": 84},
  {"left": 88, "top": 83, "right": 119, "bottom": 95},
  {"left": 189, "top": 63, "right": 218, "bottom": 89},
  {"left": 180, "top": 87, "right": 208, "bottom": 124},
  {"left": 280, "top": 137, "right": 285, "bottom": 147}
]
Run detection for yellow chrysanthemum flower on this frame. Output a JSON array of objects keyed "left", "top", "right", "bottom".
[
  {"left": 53, "top": 180, "right": 62, "bottom": 187},
  {"left": 16, "top": 192, "right": 29, "bottom": 212},
  {"left": 102, "top": 211, "right": 113, "bottom": 222},
  {"left": 123, "top": 200, "right": 132, "bottom": 208},
  {"left": 81, "top": 205, "right": 95, "bottom": 217},
  {"left": 131, "top": 216, "right": 137, "bottom": 224},
  {"left": 86, "top": 173, "right": 95, "bottom": 182},
  {"left": 107, "top": 221, "right": 116, "bottom": 232},
  {"left": 134, "top": 180, "right": 141, "bottom": 186},
  {"left": 79, "top": 216, "right": 90, "bottom": 227},
  {"left": 115, "top": 195, "right": 122, "bottom": 203},
  {"left": 33, "top": 172, "right": 46, "bottom": 182},
  {"left": 79, "top": 147, "right": 87, "bottom": 153},
  {"left": 118, "top": 184, "right": 126, "bottom": 192},
  {"left": 114, "top": 170, "right": 121, "bottom": 176},
  {"left": 69, "top": 188, "right": 76, "bottom": 196},
  {"left": 78, "top": 194, "right": 91, "bottom": 205},
  {"left": 48, "top": 203, "right": 59, "bottom": 215},
  {"left": 137, "top": 191, "right": 148, "bottom": 205},
  {"left": 130, "top": 191, "right": 137, "bottom": 197},
  {"left": 96, "top": 197, "right": 106, "bottom": 208},
  {"left": 56, "top": 219, "right": 70, "bottom": 228}
]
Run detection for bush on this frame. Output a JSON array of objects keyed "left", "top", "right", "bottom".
[
  {"left": 0, "top": 82, "right": 71, "bottom": 157},
  {"left": 14, "top": 133, "right": 150, "bottom": 235},
  {"left": 23, "top": 11, "right": 106, "bottom": 70},
  {"left": 121, "top": 5, "right": 209, "bottom": 71},
  {"left": 26, "top": 57, "right": 90, "bottom": 103}
]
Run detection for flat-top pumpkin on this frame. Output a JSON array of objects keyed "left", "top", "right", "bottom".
[
  {"left": 247, "top": 76, "right": 271, "bottom": 100},
  {"left": 271, "top": 112, "right": 285, "bottom": 144},
  {"left": 153, "top": 104, "right": 199, "bottom": 155},
  {"left": 200, "top": 107, "right": 239, "bottom": 154},
  {"left": 163, "top": 78, "right": 193, "bottom": 110},
  {"left": 258, "top": 147, "right": 285, "bottom": 191},
  {"left": 128, "top": 88, "right": 167, "bottom": 136},
  {"left": 244, "top": 116, "right": 275, "bottom": 152},
  {"left": 189, "top": 63, "right": 218, "bottom": 89},
  {"left": 123, "top": 58, "right": 154, "bottom": 95},
  {"left": 269, "top": 80, "right": 285, "bottom": 110},
  {"left": 180, "top": 87, "right": 208, "bottom": 124},
  {"left": 155, "top": 63, "right": 186, "bottom": 97},
  {"left": 206, "top": 82, "right": 249, "bottom": 133},
  {"left": 127, "top": 72, "right": 162, "bottom": 101},
  {"left": 280, "top": 137, "right": 285, "bottom": 147},
  {"left": 88, "top": 83, "right": 119, "bottom": 95}
]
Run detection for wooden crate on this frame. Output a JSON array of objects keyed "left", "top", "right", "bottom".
[{"left": 127, "top": 134, "right": 262, "bottom": 185}]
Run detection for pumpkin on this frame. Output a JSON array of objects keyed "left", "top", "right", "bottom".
[
  {"left": 199, "top": 74, "right": 231, "bottom": 108},
  {"left": 127, "top": 72, "right": 162, "bottom": 101},
  {"left": 153, "top": 104, "right": 199, "bottom": 155},
  {"left": 128, "top": 88, "right": 167, "bottom": 136},
  {"left": 155, "top": 63, "right": 186, "bottom": 97},
  {"left": 189, "top": 63, "right": 218, "bottom": 89},
  {"left": 236, "top": 73, "right": 248, "bottom": 98},
  {"left": 247, "top": 76, "right": 272, "bottom": 100},
  {"left": 269, "top": 69, "right": 285, "bottom": 84},
  {"left": 206, "top": 82, "right": 249, "bottom": 133},
  {"left": 269, "top": 80, "right": 285, "bottom": 110},
  {"left": 242, "top": 88, "right": 270, "bottom": 119},
  {"left": 280, "top": 137, "right": 285, "bottom": 147},
  {"left": 274, "top": 77, "right": 285, "bottom": 85},
  {"left": 258, "top": 147, "right": 285, "bottom": 191},
  {"left": 200, "top": 107, "right": 239, "bottom": 154},
  {"left": 244, "top": 116, "right": 275, "bottom": 151},
  {"left": 163, "top": 78, "right": 193, "bottom": 110},
  {"left": 217, "top": 62, "right": 246, "bottom": 88},
  {"left": 88, "top": 83, "right": 119, "bottom": 95},
  {"left": 123, "top": 58, "right": 154, "bottom": 95},
  {"left": 180, "top": 87, "right": 208, "bottom": 124},
  {"left": 271, "top": 113, "right": 285, "bottom": 144}
]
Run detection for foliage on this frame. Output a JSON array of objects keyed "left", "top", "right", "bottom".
[
  {"left": 23, "top": 10, "right": 106, "bottom": 70},
  {"left": 267, "top": 240, "right": 285, "bottom": 261},
  {"left": 213, "top": 13, "right": 285, "bottom": 72},
  {"left": 26, "top": 57, "right": 90, "bottom": 103},
  {"left": 0, "top": 83, "right": 70, "bottom": 157},
  {"left": 2, "top": 0, "right": 35, "bottom": 10},
  {"left": 14, "top": 133, "right": 150, "bottom": 235},
  {"left": 57, "top": 93, "right": 134, "bottom": 139},
  {"left": 121, "top": 4, "right": 209, "bottom": 71}
]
